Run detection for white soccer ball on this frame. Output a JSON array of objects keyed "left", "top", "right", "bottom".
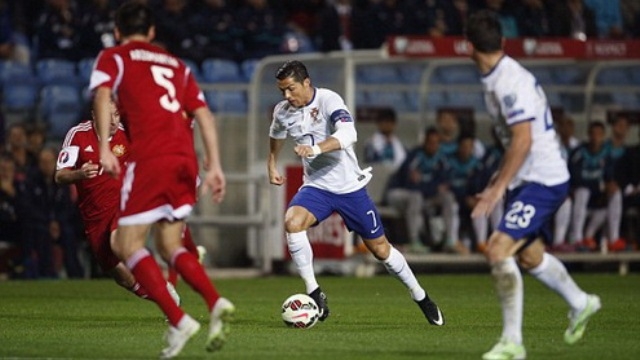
[{"left": 281, "top": 293, "right": 319, "bottom": 329}]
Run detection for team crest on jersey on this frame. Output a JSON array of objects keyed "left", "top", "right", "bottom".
[
  {"left": 58, "top": 150, "right": 69, "bottom": 163},
  {"left": 502, "top": 94, "right": 517, "bottom": 109},
  {"left": 310, "top": 107, "right": 320, "bottom": 123},
  {"left": 112, "top": 144, "right": 126, "bottom": 157}
]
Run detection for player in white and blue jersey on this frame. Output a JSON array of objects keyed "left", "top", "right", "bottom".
[
  {"left": 267, "top": 60, "right": 444, "bottom": 326},
  {"left": 466, "top": 11, "right": 600, "bottom": 360}
]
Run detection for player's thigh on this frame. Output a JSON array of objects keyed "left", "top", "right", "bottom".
[
  {"left": 286, "top": 187, "right": 333, "bottom": 232},
  {"left": 335, "top": 188, "right": 385, "bottom": 240},
  {"left": 154, "top": 220, "right": 186, "bottom": 260},
  {"left": 498, "top": 182, "right": 568, "bottom": 245},
  {"left": 113, "top": 223, "right": 151, "bottom": 259},
  {"left": 486, "top": 231, "right": 527, "bottom": 263}
]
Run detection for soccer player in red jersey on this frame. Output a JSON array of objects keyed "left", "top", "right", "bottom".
[
  {"left": 90, "top": 2, "right": 233, "bottom": 358},
  {"left": 55, "top": 100, "right": 180, "bottom": 304}
]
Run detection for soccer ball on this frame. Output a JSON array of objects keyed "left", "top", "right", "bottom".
[{"left": 281, "top": 294, "right": 319, "bottom": 329}]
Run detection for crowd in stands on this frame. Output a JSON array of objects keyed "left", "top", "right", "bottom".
[
  {"left": 1, "top": 0, "right": 640, "bottom": 279},
  {"left": 0, "top": 0, "right": 640, "bottom": 66},
  {"left": 363, "top": 108, "right": 640, "bottom": 255}
]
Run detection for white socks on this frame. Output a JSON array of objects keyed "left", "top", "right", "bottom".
[
  {"left": 491, "top": 257, "right": 523, "bottom": 345},
  {"left": 383, "top": 246, "right": 425, "bottom": 301},
  {"left": 607, "top": 189, "right": 622, "bottom": 242},
  {"left": 287, "top": 231, "right": 318, "bottom": 294},
  {"left": 529, "top": 252, "right": 588, "bottom": 311}
]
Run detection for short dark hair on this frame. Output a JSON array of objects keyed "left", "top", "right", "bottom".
[
  {"left": 115, "top": 2, "right": 154, "bottom": 37},
  {"left": 588, "top": 121, "right": 606, "bottom": 132},
  {"left": 465, "top": 10, "right": 502, "bottom": 53},
  {"left": 377, "top": 108, "right": 397, "bottom": 122},
  {"left": 275, "top": 60, "right": 310, "bottom": 83},
  {"left": 424, "top": 126, "right": 439, "bottom": 138}
]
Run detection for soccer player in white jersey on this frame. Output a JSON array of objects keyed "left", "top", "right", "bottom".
[
  {"left": 268, "top": 60, "right": 444, "bottom": 326},
  {"left": 466, "top": 11, "right": 601, "bottom": 360}
]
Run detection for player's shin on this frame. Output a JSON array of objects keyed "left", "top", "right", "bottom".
[
  {"left": 491, "top": 257, "right": 523, "bottom": 345},
  {"left": 528, "top": 252, "right": 588, "bottom": 311},
  {"left": 382, "top": 246, "right": 425, "bottom": 301},
  {"left": 170, "top": 247, "right": 220, "bottom": 311},
  {"left": 286, "top": 231, "right": 318, "bottom": 294}
]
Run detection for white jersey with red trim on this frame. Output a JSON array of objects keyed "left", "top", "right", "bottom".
[{"left": 481, "top": 55, "right": 569, "bottom": 189}]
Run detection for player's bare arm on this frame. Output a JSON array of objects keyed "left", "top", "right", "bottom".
[
  {"left": 472, "top": 121, "right": 531, "bottom": 218},
  {"left": 193, "top": 107, "right": 226, "bottom": 204},
  {"left": 268, "top": 137, "right": 286, "bottom": 185},
  {"left": 93, "top": 87, "right": 120, "bottom": 177},
  {"left": 55, "top": 161, "right": 100, "bottom": 184}
]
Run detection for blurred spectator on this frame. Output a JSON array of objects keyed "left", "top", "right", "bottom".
[
  {"left": 77, "top": 0, "right": 116, "bottom": 59},
  {"left": 436, "top": 109, "right": 460, "bottom": 157},
  {"left": 34, "top": 0, "right": 83, "bottom": 61},
  {"left": 483, "top": 0, "right": 520, "bottom": 37},
  {"left": 603, "top": 114, "right": 630, "bottom": 251},
  {"left": 0, "top": 0, "right": 30, "bottom": 64},
  {"left": 568, "top": 121, "right": 616, "bottom": 251},
  {"left": 16, "top": 147, "right": 83, "bottom": 279},
  {"left": 407, "top": 0, "right": 440, "bottom": 36},
  {"left": 237, "top": 0, "right": 287, "bottom": 60},
  {"left": 548, "top": 0, "right": 597, "bottom": 40},
  {"left": 515, "top": 0, "right": 551, "bottom": 37},
  {"left": 583, "top": 0, "right": 624, "bottom": 38},
  {"left": 446, "top": 134, "right": 482, "bottom": 254},
  {"left": 363, "top": 108, "right": 407, "bottom": 172},
  {"left": 368, "top": 0, "right": 413, "bottom": 47},
  {"left": 5, "top": 123, "right": 36, "bottom": 183},
  {"left": 316, "top": 0, "right": 354, "bottom": 51},
  {"left": 26, "top": 125, "right": 48, "bottom": 159},
  {"left": 616, "top": 125, "right": 640, "bottom": 248},
  {"left": 551, "top": 115, "right": 581, "bottom": 252},
  {"left": 189, "top": 0, "right": 240, "bottom": 61},
  {"left": 154, "top": 0, "right": 201, "bottom": 62},
  {"left": 0, "top": 153, "right": 23, "bottom": 278},
  {"left": 471, "top": 127, "right": 504, "bottom": 253},
  {"left": 386, "top": 127, "right": 456, "bottom": 253}
]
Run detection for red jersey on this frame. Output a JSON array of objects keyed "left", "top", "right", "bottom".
[
  {"left": 89, "top": 41, "right": 204, "bottom": 161},
  {"left": 56, "top": 120, "right": 129, "bottom": 221}
]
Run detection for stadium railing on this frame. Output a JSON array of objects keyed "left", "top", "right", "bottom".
[{"left": 183, "top": 50, "right": 640, "bottom": 274}]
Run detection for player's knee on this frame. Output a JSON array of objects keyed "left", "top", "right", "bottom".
[
  {"left": 284, "top": 217, "right": 307, "bottom": 233},
  {"left": 364, "top": 236, "right": 390, "bottom": 260}
]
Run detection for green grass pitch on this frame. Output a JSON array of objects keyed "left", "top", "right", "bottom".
[{"left": 1, "top": 274, "right": 639, "bottom": 359}]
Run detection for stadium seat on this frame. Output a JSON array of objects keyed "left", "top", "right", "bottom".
[
  {"left": 76, "top": 58, "right": 95, "bottom": 84},
  {"left": 610, "top": 92, "right": 640, "bottom": 109},
  {"left": 398, "top": 63, "right": 427, "bottom": 84},
  {"left": 36, "top": 59, "right": 82, "bottom": 86},
  {"left": 39, "top": 85, "right": 83, "bottom": 138},
  {"left": 181, "top": 58, "right": 202, "bottom": 82},
  {"left": 595, "top": 68, "right": 632, "bottom": 85},
  {"left": 553, "top": 66, "right": 587, "bottom": 85},
  {"left": 205, "top": 90, "right": 247, "bottom": 113},
  {"left": 529, "top": 66, "right": 554, "bottom": 85},
  {"left": 424, "top": 91, "right": 449, "bottom": 110},
  {"left": 367, "top": 91, "right": 411, "bottom": 112},
  {"left": 0, "top": 61, "right": 37, "bottom": 89},
  {"left": 446, "top": 91, "right": 485, "bottom": 109},
  {"left": 1, "top": 83, "right": 38, "bottom": 111},
  {"left": 432, "top": 65, "right": 479, "bottom": 84},
  {"left": 201, "top": 59, "right": 243, "bottom": 83},
  {"left": 241, "top": 58, "right": 260, "bottom": 83},
  {"left": 357, "top": 65, "right": 400, "bottom": 84}
]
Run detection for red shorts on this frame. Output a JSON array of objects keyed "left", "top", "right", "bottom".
[
  {"left": 84, "top": 212, "right": 120, "bottom": 272},
  {"left": 119, "top": 155, "right": 198, "bottom": 225}
]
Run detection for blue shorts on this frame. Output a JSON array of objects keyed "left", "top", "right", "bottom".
[
  {"left": 498, "top": 181, "right": 569, "bottom": 244},
  {"left": 288, "top": 186, "right": 385, "bottom": 240}
]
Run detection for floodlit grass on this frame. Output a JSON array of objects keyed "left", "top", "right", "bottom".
[{"left": 1, "top": 274, "right": 639, "bottom": 359}]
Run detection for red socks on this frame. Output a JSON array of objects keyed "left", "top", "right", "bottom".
[{"left": 171, "top": 248, "right": 220, "bottom": 311}]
